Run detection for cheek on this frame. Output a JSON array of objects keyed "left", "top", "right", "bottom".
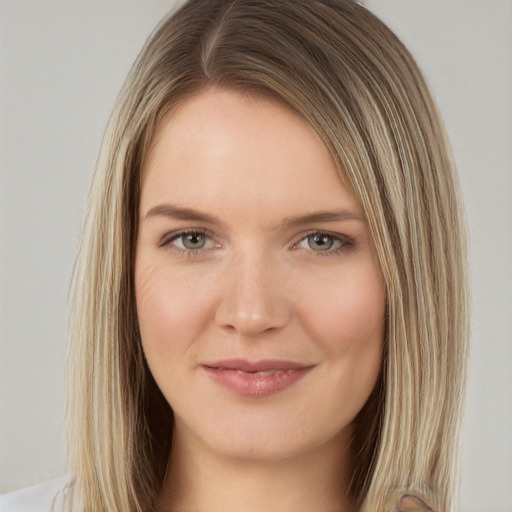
[
  {"left": 304, "top": 270, "right": 386, "bottom": 352},
  {"left": 136, "top": 262, "right": 177, "bottom": 349},
  {"left": 300, "top": 266, "right": 386, "bottom": 406},
  {"left": 134, "top": 258, "right": 215, "bottom": 407},
  {"left": 135, "top": 258, "right": 211, "bottom": 363}
]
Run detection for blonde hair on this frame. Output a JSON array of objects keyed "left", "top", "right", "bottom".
[{"left": 67, "top": 1, "right": 470, "bottom": 511}]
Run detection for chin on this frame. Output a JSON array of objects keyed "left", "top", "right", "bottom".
[{"left": 173, "top": 404, "right": 353, "bottom": 465}]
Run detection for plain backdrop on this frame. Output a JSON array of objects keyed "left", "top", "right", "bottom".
[{"left": 0, "top": 1, "right": 511, "bottom": 511}]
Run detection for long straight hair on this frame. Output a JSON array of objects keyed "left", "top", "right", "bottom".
[{"left": 67, "top": 1, "right": 470, "bottom": 510}]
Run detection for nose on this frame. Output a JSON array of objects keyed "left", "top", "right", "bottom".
[{"left": 214, "top": 252, "right": 291, "bottom": 337}]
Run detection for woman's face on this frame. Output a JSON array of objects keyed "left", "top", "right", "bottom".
[{"left": 135, "top": 89, "right": 386, "bottom": 462}]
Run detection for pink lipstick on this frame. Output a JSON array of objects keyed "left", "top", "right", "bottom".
[{"left": 202, "top": 359, "right": 313, "bottom": 397}]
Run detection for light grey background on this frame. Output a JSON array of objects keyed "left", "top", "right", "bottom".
[{"left": 1, "top": 2, "right": 511, "bottom": 511}]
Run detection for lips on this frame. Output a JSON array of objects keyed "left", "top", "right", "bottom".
[
  {"left": 205, "top": 359, "right": 308, "bottom": 372},
  {"left": 201, "top": 359, "right": 313, "bottom": 397}
]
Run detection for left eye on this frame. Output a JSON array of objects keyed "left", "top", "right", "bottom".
[{"left": 298, "top": 233, "right": 347, "bottom": 252}]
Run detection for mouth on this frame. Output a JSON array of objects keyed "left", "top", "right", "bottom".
[{"left": 201, "top": 359, "right": 314, "bottom": 397}]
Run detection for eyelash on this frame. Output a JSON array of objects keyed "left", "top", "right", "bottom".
[
  {"left": 159, "top": 229, "right": 218, "bottom": 257},
  {"left": 295, "top": 230, "right": 354, "bottom": 257},
  {"left": 159, "top": 229, "right": 354, "bottom": 257}
]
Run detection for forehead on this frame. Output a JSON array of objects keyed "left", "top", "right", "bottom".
[{"left": 140, "top": 88, "right": 361, "bottom": 221}]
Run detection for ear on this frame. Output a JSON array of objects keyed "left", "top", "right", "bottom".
[{"left": 396, "top": 494, "right": 433, "bottom": 512}]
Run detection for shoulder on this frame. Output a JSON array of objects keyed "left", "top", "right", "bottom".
[{"left": 0, "top": 475, "right": 73, "bottom": 512}]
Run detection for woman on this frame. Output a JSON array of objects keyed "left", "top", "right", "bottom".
[{"left": 1, "top": 0, "right": 470, "bottom": 511}]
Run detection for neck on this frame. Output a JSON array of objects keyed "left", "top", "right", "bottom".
[{"left": 155, "top": 425, "right": 353, "bottom": 512}]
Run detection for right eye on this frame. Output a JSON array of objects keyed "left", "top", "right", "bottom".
[
  {"left": 172, "top": 232, "right": 209, "bottom": 250},
  {"left": 160, "top": 230, "right": 218, "bottom": 254}
]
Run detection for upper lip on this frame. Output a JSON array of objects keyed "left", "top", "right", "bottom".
[{"left": 203, "top": 359, "right": 311, "bottom": 373}]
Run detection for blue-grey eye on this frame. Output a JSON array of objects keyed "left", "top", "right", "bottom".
[
  {"left": 173, "top": 232, "right": 208, "bottom": 250},
  {"left": 307, "top": 233, "right": 336, "bottom": 251}
]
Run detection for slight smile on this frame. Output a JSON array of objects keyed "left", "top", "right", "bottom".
[{"left": 201, "top": 359, "right": 315, "bottom": 397}]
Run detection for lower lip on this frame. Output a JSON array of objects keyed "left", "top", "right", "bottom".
[{"left": 202, "top": 366, "right": 312, "bottom": 397}]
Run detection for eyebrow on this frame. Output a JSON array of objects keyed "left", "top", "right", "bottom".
[
  {"left": 145, "top": 204, "right": 219, "bottom": 224},
  {"left": 283, "top": 210, "right": 363, "bottom": 228},
  {"left": 144, "top": 204, "right": 363, "bottom": 227}
]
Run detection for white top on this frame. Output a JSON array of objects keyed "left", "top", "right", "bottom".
[{"left": 0, "top": 476, "right": 72, "bottom": 512}]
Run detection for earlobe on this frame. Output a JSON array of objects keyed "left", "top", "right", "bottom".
[{"left": 396, "top": 494, "right": 433, "bottom": 512}]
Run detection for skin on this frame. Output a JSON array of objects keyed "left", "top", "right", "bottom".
[{"left": 135, "top": 88, "right": 386, "bottom": 512}]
